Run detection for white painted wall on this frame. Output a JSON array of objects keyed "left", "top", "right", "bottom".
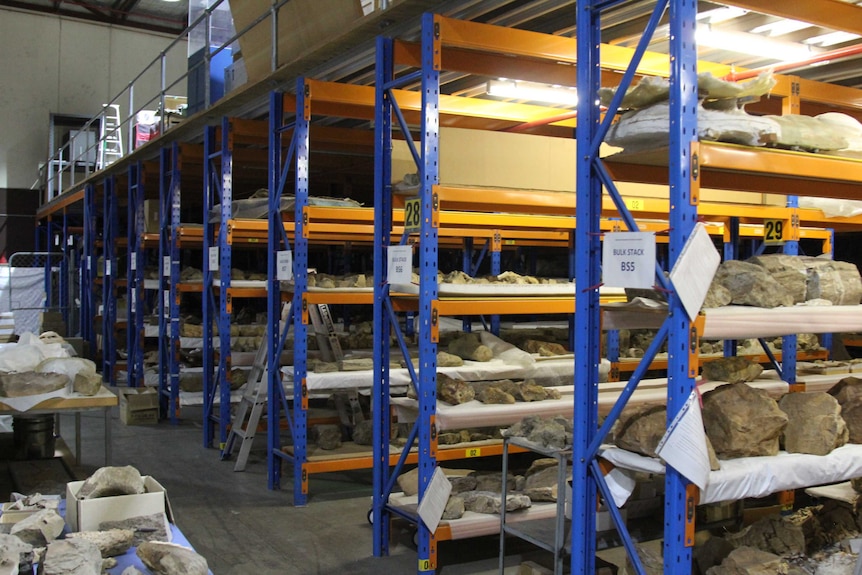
[{"left": 0, "top": 8, "right": 187, "bottom": 189}]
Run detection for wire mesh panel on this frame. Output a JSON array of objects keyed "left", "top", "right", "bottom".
[{"left": 4, "top": 252, "right": 69, "bottom": 336}]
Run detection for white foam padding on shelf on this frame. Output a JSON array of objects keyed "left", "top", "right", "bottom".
[
  {"left": 600, "top": 443, "right": 862, "bottom": 505},
  {"left": 702, "top": 305, "right": 862, "bottom": 339}
]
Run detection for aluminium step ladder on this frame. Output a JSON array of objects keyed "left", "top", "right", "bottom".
[
  {"left": 97, "top": 104, "right": 123, "bottom": 169},
  {"left": 222, "top": 302, "right": 291, "bottom": 471}
]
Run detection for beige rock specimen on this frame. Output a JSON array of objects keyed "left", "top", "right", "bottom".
[
  {"left": 78, "top": 466, "right": 145, "bottom": 499},
  {"left": 461, "top": 491, "right": 531, "bottom": 515},
  {"left": 515, "top": 381, "right": 556, "bottom": 402},
  {"left": 476, "top": 385, "right": 515, "bottom": 404},
  {"left": 523, "top": 459, "right": 567, "bottom": 502},
  {"left": 313, "top": 424, "right": 342, "bottom": 450},
  {"left": 703, "top": 383, "right": 788, "bottom": 458},
  {"left": 523, "top": 339, "right": 568, "bottom": 357},
  {"left": 437, "top": 373, "right": 475, "bottom": 405},
  {"left": 701, "top": 356, "right": 764, "bottom": 383},
  {"left": 713, "top": 260, "right": 794, "bottom": 308},
  {"left": 36, "top": 357, "right": 101, "bottom": 396},
  {"left": 137, "top": 541, "right": 209, "bottom": 575},
  {"left": 65, "top": 529, "right": 134, "bottom": 558},
  {"left": 613, "top": 405, "right": 666, "bottom": 458},
  {"left": 10, "top": 508, "right": 65, "bottom": 546},
  {"left": 749, "top": 254, "right": 862, "bottom": 305},
  {"left": 442, "top": 495, "right": 465, "bottom": 520},
  {"left": 828, "top": 376, "right": 862, "bottom": 443},
  {"left": 705, "top": 546, "right": 787, "bottom": 575},
  {"left": 0, "top": 533, "right": 33, "bottom": 570},
  {"left": 448, "top": 333, "right": 493, "bottom": 362},
  {"left": 0, "top": 372, "right": 69, "bottom": 397},
  {"left": 778, "top": 392, "right": 848, "bottom": 455},
  {"left": 703, "top": 282, "right": 733, "bottom": 309},
  {"left": 724, "top": 514, "right": 806, "bottom": 556},
  {"left": 41, "top": 538, "right": 102, "bottom": 575}
]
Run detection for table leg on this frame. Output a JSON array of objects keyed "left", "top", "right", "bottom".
[
  {"left": 105, "top": 407, "right": 112, "bottom": 466},
  {"left": 75, "top": 412, "right": 81, "bottom": 465}
]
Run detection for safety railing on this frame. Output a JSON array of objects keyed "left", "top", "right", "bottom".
[{"left": 41, "top": 0, "right": 382, "bottom": 204}]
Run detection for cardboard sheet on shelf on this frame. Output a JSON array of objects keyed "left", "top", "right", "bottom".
[
  {"left": 600, "top": 443, "right": 862, "bottom": 505},
  {"left": 387, "top": 492, "right": 557, "bottom": 540}
]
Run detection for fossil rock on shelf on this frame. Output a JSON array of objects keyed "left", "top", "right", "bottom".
[
  {"left": 503, "top": 415, "right": 573, "bottom": 450},
  {"left": 702, "top": 282, "right": 733, "bottom": 309},
  {"left": 703, "top": 383, "right": 787, "bottom": 458},
  {"left": 437, "top": 373, "right": 475, "bottom": 405},
  {"left": 713, "top": 259, "right": 794, "bottom": 308},
  {"left": 475, "top": 384, "right": 515, "bottom": 405},
  {"left": 701, "top": 356, "right": 764, "bottom": 384},
  {"left": 461, "top": 491, "right": 531, "bottom": 515},
  {"left": 523, "top": 339, "right": 568, "bottom": 357},
  {"left": 705, "top": 546, "right": 787, "bottom": 575},
  {"left": 613, "top": 405, "right": 666, "bottom": 458},
  {"left": 524, "top": 459, "right": 567, "bottom": 502},
  {"left": 312, "top": 424, "right": 342, "bottom": 450},
  {"left": 778, "top": 392, "right": 847, "bottom": 455},
  {"left": 828, "top": 376, "right": 862, "bottom": 443},
  {"left": 725, "top": 515, "right": 806, "bottom": 556},
  {"left": 448, "top": 333, "right": 493, "bottom": 362}
]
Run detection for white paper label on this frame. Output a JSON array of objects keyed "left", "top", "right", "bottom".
[
  {"left": 669, "top": 222, "right": 721, "bottom": 322},
  {"left": 87, "top": 256, "right": 91, "bottom": 271},
  {"left": 277, "top": 250, "right": 293, "bottom": 281},
  {"left": 162, "top": 256, "right": 171, "bottom": 277},
  {"left": 417, "top": 467, "right": 452, "bottom": 534},
  {"left": 387, "top": 245, "right": 412, "bottom": 284},
  {"left": 163, "top": 290, "right": 170, "bottom": 311},
  {"left": 105, "top": 259, "right": 111, "bottom": 276},
  {"left": 67, "top": 235, "right": 74, "bottom": 246},
  {"left": 602, "top": 231, "right": 655, "bottom": 289},
  {"left": 54, "top": 235, "right": 60, "bottom": 246},
  {"left": 130, "top": 253, "right": 137, "bottom": 271},
  {"left": 208, "top": 246, "right": 219, "bottom": 272},
  {"left": 656, "top": 390, "right": 711, "bottom": 490}
]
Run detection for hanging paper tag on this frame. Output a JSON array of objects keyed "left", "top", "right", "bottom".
[
  {"left": 163, "top": 290, "right": 170, "bottom": 312},
  {"left": 105, "top": 259, "right": 111, "bottom": 276},
  {"left": 54, "top": 235, "right": 60, "bottom": 246},
  {"left": 602, "top": 231, "right": 655, "bottom": 289},
  {"left": 387, "top": 245, "right": 412, "bottom": 285},
  {"left": 130, "top": 253, "right": 137, "bottom": 271},
  {"left": 67, "top": 235, "right": 74, "bottom": 247},
  {"left": 277, "top": 250, "right": 293, "bottom": 281},
  {"left": 87, "top": 256, "right": 91, "bottom": 271},
  {"left": 208, "top": 246, "right": 219, "bottom": 272},
  {"left": 162, "top": 255, "right": 171, "bottom": 277}
]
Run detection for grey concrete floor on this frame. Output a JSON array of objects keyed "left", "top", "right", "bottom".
[{"left": 3, "top": 403, "right": 549, "bottom": 575}]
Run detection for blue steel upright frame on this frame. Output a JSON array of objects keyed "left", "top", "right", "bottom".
[
  {"left": 372, "top": 17, "right": 441, "bottom": 570},
  {"left": 82, "top": 184, "right": 97, "bottom": 355},
  {"left": 126, "top": 162, "right": 146, "bottom": 387},
  {"left": 266, "top": 85, "right": 303, "bottom": 499},
  {"left": 101, "top": 175, "right": 118, "bottom": 385},
  {"left": 158, "top": 143, "right": 182, "bottom": 423},
  {"left": 573, "top": 1, "right": 699, "bottom": 573}
]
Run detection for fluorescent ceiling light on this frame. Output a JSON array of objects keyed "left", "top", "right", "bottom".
[
  {"left": 696, "top": 25, "right": 813, "bottom": 61},
  {"left": 696, "top": 7, "right": 748, "bottom": 24},
  {"left": 487, "top": 79, "right": 578, "bottom": 107},
  {"left": 804, "top": 31, "right": 862, "bottom": 47},
  {"left": 750, "top": 19, "right": 811, "bottom": 37}
]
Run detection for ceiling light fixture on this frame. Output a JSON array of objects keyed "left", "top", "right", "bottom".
[
  {"left": 696, "top": 25, "right": 814, "bottom": 62},
  {"left": 487, "top": 79, "right": 578, "bottom": 107},
  {"left": 695, "top": 6, "right": 748, "bottom": 25},
  {"left": 804, "top": 31, "right": 862, "bottom": 47},
  {"left": 750, "top": 19, "right": 812, "bottom": 37}
]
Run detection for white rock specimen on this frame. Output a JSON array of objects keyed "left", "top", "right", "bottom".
[
  {"left": 0, "top": 372, "right": 69, "bottom": 397},
  {"left": 0, "top": 533, "right": 32, "bottom": 572},
  {"left": 10, "top": 508, "right": 64, "bottom": 546},
  {"left": 137, "top": 541, "right": 209, "bottom": 575},
  {"left": 65, "top": 529, "right": 134, "bottom": 557},
  {"left": 41, "top": 538, "right": 102, "bottom": 575},
  {"left": 77, "top": 466, "right": 145, "bottom": 499},
  {"left": 36, "top": 357, "right": 101, "bottom": 396}
]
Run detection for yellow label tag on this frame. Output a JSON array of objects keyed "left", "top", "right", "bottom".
[
  {"left": 419, "top": 559, "right": 432, "bottom": 571},
  {"left": 404, "top": 197, "right": 422, "bottom": 233},
  {"left": 625, "top": 198, "right": 643, "bottom": 211},
  {"left": 763, "top": 219, "right": 784, "bottom": 244},
  {"left": 465, "top": 447, "right": 481, "bottom": 458}
]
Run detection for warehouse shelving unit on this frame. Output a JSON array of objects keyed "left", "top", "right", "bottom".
[{"left": 125, "top": 161, "right": 147, "bottom": 388}]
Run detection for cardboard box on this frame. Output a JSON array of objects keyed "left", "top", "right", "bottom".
[
  {"left": 119, "top": 388, "right": 160, "bottom": 425},
  {"left": 143, "top": 199, "right": 160, "bottom": 234},
  {"left": 230, "top": 0, "right": 364, "bottom": 83},
  {"left": 65, "top": 476, "right": 173, "bottom": 533}
]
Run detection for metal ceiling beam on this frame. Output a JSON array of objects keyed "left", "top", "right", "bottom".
[
  {"left": 725, "top": 0, "right": 862, "bottom": 37},
  {"left": 0, "top": 0, "right": 182, "bottom": 34}
]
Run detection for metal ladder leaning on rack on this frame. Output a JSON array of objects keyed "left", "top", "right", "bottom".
[
  {"left": 222, "top": 301, "right": 291, "bottom": 471},
  {"left": 98, "top": 104, "right": 123, "bottom": 169}
]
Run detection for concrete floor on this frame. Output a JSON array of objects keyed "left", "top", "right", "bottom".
[{"left": 1, "top": 402, "right": 551, "bottom": 575}]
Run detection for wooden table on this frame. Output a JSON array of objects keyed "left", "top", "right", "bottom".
[{"left": 0, "top": 386, "right": 118, "bottom": 465}]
